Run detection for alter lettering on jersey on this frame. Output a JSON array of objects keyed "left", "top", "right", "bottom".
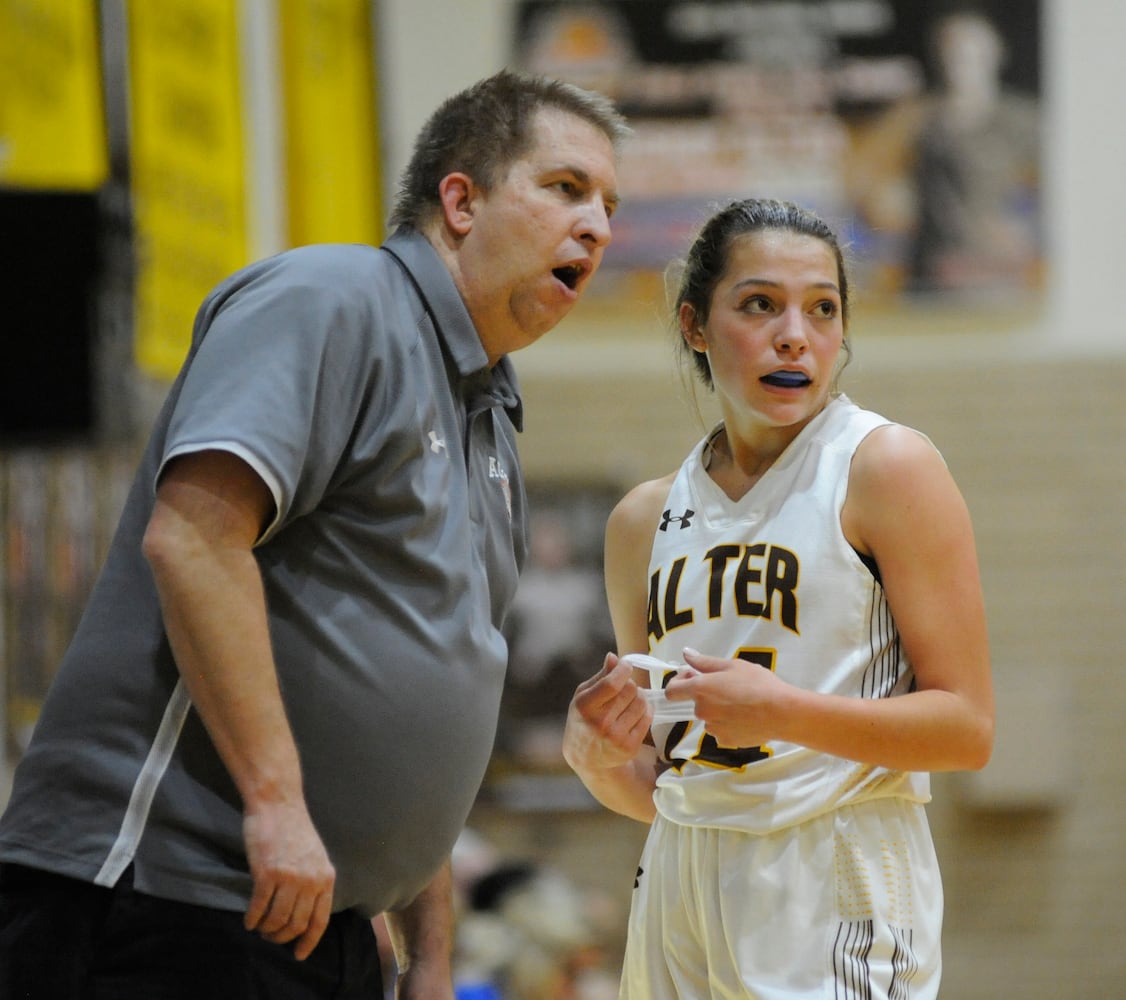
[
  {"left": 648, "top": 556, "right": 693, "bottom": 640},
  {"left": 660, "top": 508, "right": 695, "bottom": 531},
  {"left": 648, "top": 542, "right": 800, "bottom": 643}
]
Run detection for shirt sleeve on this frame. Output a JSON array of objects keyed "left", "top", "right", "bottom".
[{"left": 160, "top": 246, "right": 390, "bottom": 540}]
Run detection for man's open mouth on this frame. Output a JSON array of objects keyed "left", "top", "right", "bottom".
[{"left": 552, "top": 263, "right": 585, "bottom": 291}]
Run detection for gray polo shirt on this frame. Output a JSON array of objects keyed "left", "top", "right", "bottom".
[{"left": 0, "top": 230, "right": 528, "bottom": 916}]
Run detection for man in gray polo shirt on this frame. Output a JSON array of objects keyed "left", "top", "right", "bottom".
[{"left": 0, "top": 70, "right": 627, "bottom": 999}]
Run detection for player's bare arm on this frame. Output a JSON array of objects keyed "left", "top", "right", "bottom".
[
  {"left": 563, "top": 476, "right": 676, "bottom": 822},
  {"left": 669, "top": 426, "right": 993, "bottom": 772},
  {"left": 564, "top": 654, "right": 658, "bottom": 822},
  {"left": 143, "top": 449, "right": 335, "bottom": 960},
  {"left": 842, "top": 423, "right": 993, "bottom": 768}
]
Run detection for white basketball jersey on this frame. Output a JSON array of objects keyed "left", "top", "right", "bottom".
[{"left": 645, "top": 395, "right": 930, "bottom": 834}]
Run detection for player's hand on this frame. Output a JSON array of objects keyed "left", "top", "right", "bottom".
[
  {"left": 671, "top": 647, "right": 789, "bottom": 748},
  {"left": 242, "top": 799, "right": 336, "bottom": 961},
  {"left": 563, "top": 653, "right": 653, "bottom": 773}
]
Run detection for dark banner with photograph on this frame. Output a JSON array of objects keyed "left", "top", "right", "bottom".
[{"left": 514, "top": 0, "right": 1042, "bottom": 309}]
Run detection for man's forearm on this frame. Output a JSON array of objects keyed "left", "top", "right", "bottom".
[
  {"left": 144, "top": 481, "right": 303, "bottom": 807},
  {"left": 142, "top": 450, "right": 335, "bottom": 959}
]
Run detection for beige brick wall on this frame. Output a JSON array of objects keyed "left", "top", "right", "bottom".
[{"left": 495, "top": 340, "right": 1126, "bottom": 996}]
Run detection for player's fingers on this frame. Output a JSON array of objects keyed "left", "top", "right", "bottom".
[
  {"left": 582, "top": 679, "right": 644, "bottom": 733},
  {"left": 575, "top": 655, "right": 632, "bottom": 707},
  {"left": 628, "top": 695, "right": 655, "bottom": 737},
  {"left": 680, "top": 647, "right": 728, "bottom": 674},
  {"left": 596, "top": 681, "right": 650, "bottom": 741},
  {"left": 589, "top": 651, "right": 621, "bottom": 684},
  {"left": 664, "top": 673, "right": 699, "bottom": 700}
]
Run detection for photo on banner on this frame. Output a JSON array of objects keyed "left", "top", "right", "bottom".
[{"left": 512, "top": 0, "right": 1043, "bottom": 327}]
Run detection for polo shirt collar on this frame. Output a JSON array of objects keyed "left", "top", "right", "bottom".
[{"left": 383, "top": 229, "right": 523, "bottom": 431}]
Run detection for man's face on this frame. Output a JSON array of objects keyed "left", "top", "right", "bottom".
[{"left": 454, "top": 108, "right": 620, "bottom": 363}]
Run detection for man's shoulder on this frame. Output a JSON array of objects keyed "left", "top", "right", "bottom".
[
  {"left": 252, "top": 242, "right": 426, "bottom": 321},
  {"left": 268, "top": 242, "right": 394, "bottom": 284}
]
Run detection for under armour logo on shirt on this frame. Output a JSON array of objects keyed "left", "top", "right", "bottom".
[
  {"left": 660, "top": 508, "right": 695, "bottom": 531},
  {"left": 429, "top": 431, "right": 447, "bottom": 455}
]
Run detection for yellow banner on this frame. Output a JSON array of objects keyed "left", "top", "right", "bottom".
[
  {"left": 279, "top": 0, "right": 382, "bottom": 247},
  {"left": 129, "top": 0, "right": 248, "bottom": 380},
  {"left": 0, "top": 0, "right": 108, "bottom": 190}
]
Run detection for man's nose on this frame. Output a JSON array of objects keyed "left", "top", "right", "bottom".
[{"left": 578, "top": 196, "right": 614, "bottom": 248}]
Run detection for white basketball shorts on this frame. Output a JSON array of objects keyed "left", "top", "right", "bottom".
[{"left": 619, "top": 798, "right": 942, "bottom": 999}]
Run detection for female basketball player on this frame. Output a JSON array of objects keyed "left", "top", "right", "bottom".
[{"left": 563, "top": 198, "right": 993, "bottom": 999}]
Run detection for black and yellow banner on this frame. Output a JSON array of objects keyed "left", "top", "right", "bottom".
[
  {"left": 129, "top": 0, "right": 249, "bottom": 380},
  {"left": 0, "top": 0, "right": 108, "bottom": 191},
  {"left": 128, "top": 0, "right": 384, "bottom": 379},
  {"left": 279, "top": 0, "right": 382, "bottom": 247}
]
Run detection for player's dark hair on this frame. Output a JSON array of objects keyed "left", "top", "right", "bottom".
[
  {"left": 389, "top": 69, "right": 629, "bottom": 232},
  {"left": 672, "top": 198, "right": 852, "bottom": 389}
]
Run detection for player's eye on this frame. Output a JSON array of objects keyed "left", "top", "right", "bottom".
[{"left": 741, "top": 295, "right": 773, "bottom": 313}]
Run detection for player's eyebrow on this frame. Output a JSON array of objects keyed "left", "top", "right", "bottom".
[{"left": 732, "top": 278, "right": 840, "bottom": 294}]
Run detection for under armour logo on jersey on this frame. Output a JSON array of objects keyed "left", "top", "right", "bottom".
[
  {"left": 428, "top": 431, "right": 447, "bottom": 455},
  {"left": 660, "top": 508, "right": 695, "bottom": 531}
]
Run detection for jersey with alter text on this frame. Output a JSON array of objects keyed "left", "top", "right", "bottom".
[{"left": 645, "top": 395, "right": 931, "bottom": 834}]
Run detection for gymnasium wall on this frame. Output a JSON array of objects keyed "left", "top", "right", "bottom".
[{"left": 1, "top": 1, "right": 1123, "bottom": 996}]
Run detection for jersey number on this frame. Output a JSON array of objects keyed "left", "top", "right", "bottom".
[{"left": 663, "top": 648, "right": 777, "bottom": 771}]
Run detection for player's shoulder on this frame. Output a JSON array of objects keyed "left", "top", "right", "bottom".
[
  {"left": 844, "top": 422, "right": 956, "bottom": 551},
  {"left": 604, "top": 473, "right": 678, "bottom": 560},
  {"left": 851, "top": 422, "right": 944, "bottom": 489},
  {"left": 610, "top": 472, "right": 678, "bottom": 532}
]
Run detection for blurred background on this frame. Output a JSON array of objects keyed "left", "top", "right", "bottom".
[{"left": 1, "top": 1, "right": 1123, "bottom": 996}]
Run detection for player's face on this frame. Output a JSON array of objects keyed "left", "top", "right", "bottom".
[
  {"left": 683, "top": 229, "right": 845, "bottom": 430},
  {"left": 455, "top": 108, "right": 619, "bottom": 363}
]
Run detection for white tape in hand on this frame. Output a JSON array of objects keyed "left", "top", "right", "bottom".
[{"left": 620, "top": 653, "right": 698, "bottom": 724}]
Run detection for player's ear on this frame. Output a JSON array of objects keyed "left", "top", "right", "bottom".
[
  {"left": 438, "top": 173, "right": 478, "bottom": 237},
  {"left": 680, "top": 303, "right": 706, "bottom": 352}
]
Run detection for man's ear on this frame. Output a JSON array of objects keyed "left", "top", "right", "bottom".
[{"left": 437, "top": 173, "right": 477, "bottom": 237}]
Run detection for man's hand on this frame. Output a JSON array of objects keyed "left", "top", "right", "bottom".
[{"left": 243, "top": 799, "right": 336, "bottom": 961}]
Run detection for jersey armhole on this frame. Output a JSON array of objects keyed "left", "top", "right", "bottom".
[{"left": 857, "top": 549, "right": 882, "bottom": 584}]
